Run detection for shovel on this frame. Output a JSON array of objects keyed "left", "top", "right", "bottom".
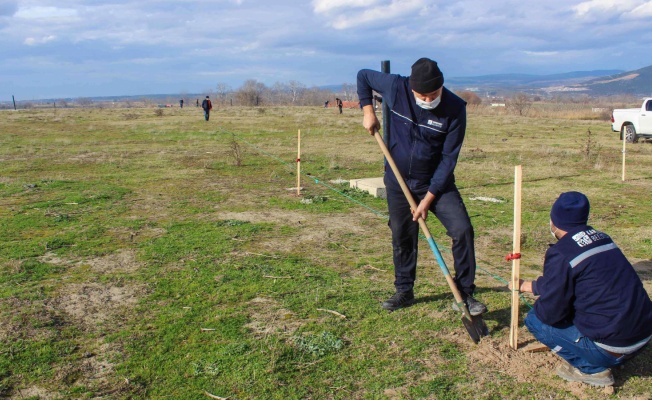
[{"left": 373, "top": 131, "right": 489, "bottom": 344}]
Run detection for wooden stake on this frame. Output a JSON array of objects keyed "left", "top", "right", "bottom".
[
  {"left": 297, "top": 129, "right": 301, "bottom": 196},
  {"left": 509, "top": 165, "right": 522, "bottom": 350},
  {"left": 622, "top": 135, "right": 626, "bottom": 181}
]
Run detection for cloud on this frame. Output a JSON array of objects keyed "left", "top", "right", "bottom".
[
  {"left": 315, "top": 0, "right": 426, "bottom": 29},
  {"left": 623, "top": 1, "right": 652, "bottom": 18},
  {"left": 15, "top": 6, "right": 78, "bottom": 19},
  {"left": 2, "top": 0, "right": 652, "bottom": 100},
  {"left": 312, "top": 0, "right": 379, "bottom": 14},
  {"left": 572, "top": 0, "right": 645, "bottom": 18},
  {"left": 24, "top": 35, "right": 57, "bottom": 46},
  {"left": 523, "top": 50, "right": 560, "bottom": 57}
]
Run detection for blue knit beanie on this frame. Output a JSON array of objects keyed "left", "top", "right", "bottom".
[{"left": 550, "top": 192, "right": 590, "bottom": 231}]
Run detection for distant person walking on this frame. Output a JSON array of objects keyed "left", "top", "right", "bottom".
[
  {"left": 324, "top": 100, "right": 330, "bottom": 108},
  {"left": 196, "top": 99, "right": 199, "bottom": 107},
  {"left": 180, "top": 99, "right": 184, "bottom": 108},
  {"left": 201, "top": 96, "right": 213, "bottom": 121},
  {"left": 336, "top": 98, "right": 343, "bottom": 114}
]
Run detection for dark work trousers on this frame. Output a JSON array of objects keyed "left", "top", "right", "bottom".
[{"left": 385, "top": 181, "right": 476, "bottom": 297}]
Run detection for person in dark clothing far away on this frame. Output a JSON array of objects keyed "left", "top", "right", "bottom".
[
  {"left": 201, "top": 96, "right": 213, "bottom": 121},
  {"left": 510, "top": 192, "right": 652, "bottom": 387},
  {"left": 357, "top": 57, "right": 487, "bottom": 316},
  {"left": 179, "top": 99, "right": 184, "bottom": 108},
  {"left": 324, "top": 100, "right": 329, "bottom": 108},
  {"left": 196, "top": 99, "right": 199, "bottom": 107},
  {"left": 335, "top": 98, "right": 343, "bottom": 114}
]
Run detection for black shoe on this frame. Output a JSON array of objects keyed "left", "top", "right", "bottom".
[
  {"left": 382, "top": 290, "right": 415, "bottom": 311},
  {"left": 451, "top": 296, "right": 487, "bottom": 316}
]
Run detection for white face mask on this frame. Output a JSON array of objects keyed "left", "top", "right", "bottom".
[
  {"left": 550, "top": 222, "right": 559, "bottom": 240},
  {"left": 415, "top": 95, "right": 441, "bottom": 110}
]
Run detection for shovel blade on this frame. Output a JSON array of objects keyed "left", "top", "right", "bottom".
[{"left": 461, "top": 315, "right": 490, "bottom": 344}]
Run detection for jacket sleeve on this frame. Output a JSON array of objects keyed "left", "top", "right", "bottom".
[
  {"left": 532, "top": 247, "right": 575, "bottom": 326},
  {"left": 356, "top": 69, "right": 399, "bottom": 109},
  {"left": 428, "top": 104, "right": 466, "bottom": 196}
]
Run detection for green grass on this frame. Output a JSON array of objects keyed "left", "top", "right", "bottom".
[{"left": 1, "top": 105, "right": 651, "bottom": 399}]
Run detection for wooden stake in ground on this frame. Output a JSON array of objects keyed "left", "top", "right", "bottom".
[
  {"left": 297, "top": 129, "right": 302, "bottom": 196},
  {"left": 509, "top": 165, "right": 523, "bottom": 350},
  {"left": 622, "top": 135, "right": 626, "bottom": 181}
]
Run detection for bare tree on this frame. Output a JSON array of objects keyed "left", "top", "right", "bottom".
[
  {"left": 271, "top": 82, "right": 289, "bottom": 105},
  {"left": 288, "top": 80, "right": 306, "bottom": 104},
  {"left": 236, "top": 79, "right": 267, "bottom": 106},
  {"left": 216, "top": 82, "right": 232, "bottom": 105},
  {"left": 457, "top": 91, "right": 482, "bottom": 106},
  {"left": 77, "top": 98, "right": 93, "bottom": 108},
  {"left": 508, "top": 93, "right": 532, "bottom": 116},
  {"left": 341, "top": 83, "right": 356, "bottom": 101}
]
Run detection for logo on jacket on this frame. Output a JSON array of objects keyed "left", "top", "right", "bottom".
[
  {"left": 572, "top": 229, "right": 609, "bottom": 247},
  {"left": 427, "top": 120, "right": 443, "bottom": 128}
]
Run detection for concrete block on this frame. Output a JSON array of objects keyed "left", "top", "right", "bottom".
[{"left": 350, "top": 177, "right": 386, "bottom": 199}]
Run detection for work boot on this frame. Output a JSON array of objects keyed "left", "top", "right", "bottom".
[
  {"left": 555, "top": 362, "right": 614, "bottom": 387},
  {"left": 451, "top": 296, "right": 488, "bottom": 316},
  {"left": 382, "top": 290, "right": 415, "bottom": 311}
]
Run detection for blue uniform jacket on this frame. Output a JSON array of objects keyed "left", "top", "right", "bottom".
[
  {"left": 532, "top": 225, "right": 652, "bottom": 347},
  {"left": 357, "top": 69, "right": 467, "bottom": 196}
]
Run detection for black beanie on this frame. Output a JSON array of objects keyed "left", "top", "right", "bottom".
[
  {"left": 550, "top": 192, "right": 590, "bottom": 231},
  {"left": 409, "top": 58, "right": 444, "bottom": 94}
]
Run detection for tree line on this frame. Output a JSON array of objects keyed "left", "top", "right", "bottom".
[{"left": 201, "top": 80, "right": 357, "bottom": 107}]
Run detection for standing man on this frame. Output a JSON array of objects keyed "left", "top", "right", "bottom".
[
  {"left": 201, "top": 96, "right": 213, "bottom": 121},
  {"left": 180, "top": 99, "right": 184, "bottom": 108},
  {"left": 357, "top": 58, "right": 486, "bottom": 315},
  {"left": 511, "top": 192, "right": 652, "bottom": 387},
  {"left": 336, "top": 98, "right": 343, "bottom": 114}
]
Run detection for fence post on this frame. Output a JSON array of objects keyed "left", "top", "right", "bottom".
[{"left": 381, "top": 60, "right": 391, "bottom": 158}]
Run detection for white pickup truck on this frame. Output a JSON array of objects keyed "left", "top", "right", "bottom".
[{"left": 611, "top": 98, "right": 652, "bottom": 143}]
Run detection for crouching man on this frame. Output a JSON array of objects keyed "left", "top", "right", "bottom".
[{"left": 511, "top": 191, "right": 652, "bottom": 386}]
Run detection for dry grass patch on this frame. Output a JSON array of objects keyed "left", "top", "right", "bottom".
[
  {"left": 54, "top": 282, "right": 145, "bottom": 329},
  {"left": 244, "top": 297, "right": 305, "bottom": 337}
]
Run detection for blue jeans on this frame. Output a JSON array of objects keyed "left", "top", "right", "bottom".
[{"left": 525, "top": 310, "right": 626, "bottom": 374}]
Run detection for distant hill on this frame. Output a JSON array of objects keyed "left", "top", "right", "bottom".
[
  {"left": 447, "top": 70, "right": 623, "bottom": 88},
  {"left": 446, "top": 66, "right": 652, "bottom": 96},
  {"left": 570, "top": 65, "right": 652, "bottom": 96}
]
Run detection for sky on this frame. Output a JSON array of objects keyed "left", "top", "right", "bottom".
[{"left": 2, "top": 0, "right": 652, "bottom": 101}]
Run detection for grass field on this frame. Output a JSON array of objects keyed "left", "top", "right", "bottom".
[{"left": 1, "top": 104, "right": 651, "bottom": 399}]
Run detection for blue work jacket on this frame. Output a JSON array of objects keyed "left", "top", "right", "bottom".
[{"left": 357, "top": 69, "right": 467, "bottom": 196}]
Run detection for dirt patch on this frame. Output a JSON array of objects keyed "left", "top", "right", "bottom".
[
  {"left": 106, "top": 226, "right": 167, "bottom": 244},
  {"left": 218, "top": 210, "right": 373, "bottom": 255},
  {"left": 632, "top": 259, "right": 652, "bottom": 274},
  {"left": 38, "top": 252, "right": 76, "bottom": 267},
  {"left": 218, "top": 210, "right": 365, "bottom": 232},
  {"left": 9, "top": 386, "right": 59, "bottom": 400},
  {"left": 244, "top": 296, "right": 305, "bottom": 337},
  {"left": 83, "top": 249, "right": 142, "bottom": 274},
  {"left": 452, "top": 334, "right": 621, "bottom": 399},
  {"left": 55, "top": 283, "right": 143, "bottom": 329},
  {"left": 54, "top": 341, "right": 120, "bottom": 387},
  {"left": 39, "top": 249, "right": 144, "bottom": 274}
]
